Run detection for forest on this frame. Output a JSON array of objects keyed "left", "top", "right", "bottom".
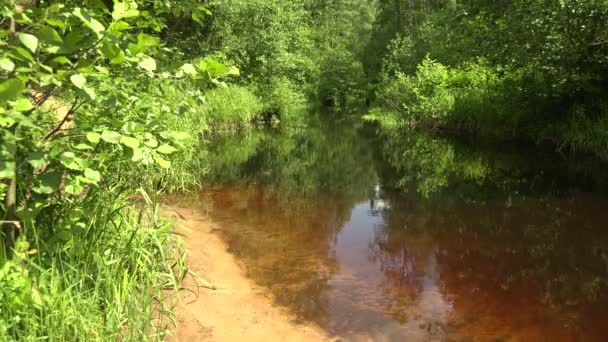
[{"left": 1, "top": 0, "right": 607, "bottom": 340}]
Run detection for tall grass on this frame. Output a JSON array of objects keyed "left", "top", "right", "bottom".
[{"left": 0, "top": 189, "right": 184, "bottom": 341}]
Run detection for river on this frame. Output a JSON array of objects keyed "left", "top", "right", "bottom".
[{"left": 186, "top": 114, "right": 608, "bottom": 341}]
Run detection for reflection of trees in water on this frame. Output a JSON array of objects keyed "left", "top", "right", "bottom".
[
  {"left": 205, "top": 185, "right": 343, "bottom": 325},
  {"left": 201, "top": 117, "right": 608, "bottom": 338},
  {"left": 378, "top": 128, "right": 608, "bottom": 198},
  {"left": 370, "top": 187, "right": 608, "bottom": 340},
  {"left": 204, "top": 116, "right": 378, "bottom": 200},
  {"left": 201, "top": 116, "right": 380, "bottom": 326}
]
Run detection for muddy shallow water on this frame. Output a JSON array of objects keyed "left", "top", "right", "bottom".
[{"left": 189, "top": 117, "right": 608, "bottom": 341}]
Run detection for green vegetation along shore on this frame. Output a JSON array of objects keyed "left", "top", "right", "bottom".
[{"left": 2, "top": 0, "right": 608, "bottom": 340}]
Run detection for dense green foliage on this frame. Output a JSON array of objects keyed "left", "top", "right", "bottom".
[
  {"left": 0, "top": 1, "right": 240, "bottom": 339},
  {"left": 366, "top": 0, "right": 608, "bottom": 160},
  {"left": 3, "top": 0, "right": 608, "bottom": 339}
]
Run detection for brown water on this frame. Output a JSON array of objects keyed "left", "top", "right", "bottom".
[{"left": 192, "top": 118, "right": 608, "bottom": 341}]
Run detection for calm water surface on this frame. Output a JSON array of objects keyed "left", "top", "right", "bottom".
[{"left": 192, "top": 117, "right": 608, "bottom": 341}]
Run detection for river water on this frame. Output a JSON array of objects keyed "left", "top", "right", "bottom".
[{"left": 191, "top": 116, "right": 608, "bottom": 341}]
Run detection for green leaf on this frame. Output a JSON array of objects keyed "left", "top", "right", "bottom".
[
  {"left": 101, "top": 130, "right": 122, "bottom": 144},
  {"left": 73, "top": 8, "right": 105, "bottom": 36},
  {"left": 112, "top": 2, "right": 127, "bottom": 20},
  {"left": 122, "top": 121, "right": 137, "bottom": 134},
  {"left": 74, "top": 143, "right": 94, "bottom": 150},
  {"left": 59, "top": 152, "right": 84, "bottom": 170},
  {"left": 0, "top": 161, "right": 15, "bottom": 179},
  {"left": 154, "top": 156, "right": 171, "bottom": 169},
  {"left": 172, "top": 132, "right": 191, "bottom": 141},
  {"left": 26, "top": 152, "right": 47, "bottom": 168},
  {"left": 50, "top": 56, "right": 71, "bottom": 65},
  {"left": 113, "top": 3, "right": 139, "bottom": 20},
  {"left": 156, "top": 144, "right": 178, "bottom": 155},
  {"left": 128, "top": 33, "right": 159, "bottom": 55},
  {"left": 130, "top": 147, "right": 143, "bottom": 162},
  {"left": 84, "top": 168, "right": 101, "bottom": 183},
  {"left": 18, "top": 33, "right": 39, "bottom": 53},
  {"left": 0, "top": 117, "right": 15, "bottom": 127},
  {"left": 70, "top": 74, "right": 86, "bottom": 89},
  {"left": 226, "top": 66, "right": 240, "bottom": 76},
  {"left": 12, "top": 98, "right": 32, "bottom": 112},
  {"left": 181, "top": 63, "right": 197, "bottom": 75},
  {"left": 37, "top": 26, "right": 63, "bottom": 45},
  {"left": 83, "top": 86, "right": 96, "bottom": 100},
  {"left": 13, "top": 47, "right": 34, "bottom": 62},
  {"left": 109, "top": 21, "right": 130, "bottom": 33},
  {"left": 138, "top": 57, "right": 156, "bottom": 71},
  {"left": 120, "top": 136, "right": 140, "bottom": 149},
  {"left": 86, "top": 132, "right": 101, "bottom": 144},
  {"left": 101, "top": 40, "right": 122, "bottom": 60},
  {"left": 33, "top": 170, "right": 62, "bottom": 194},
  {"left": 0, "top": 79, "right": 25, "bottom": 102},
  {"left": 65, "top": 177, "right": 83, "bottom": 195},
  {"left": 144, "top": 138, "right": 158, "bottom": 148},
  {"left": 0, "top": 57, "right": 15, "bottom": 72}
]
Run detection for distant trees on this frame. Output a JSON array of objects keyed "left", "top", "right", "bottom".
[{"left": 366, "top": 0, "right": 608, "bottom": 159}]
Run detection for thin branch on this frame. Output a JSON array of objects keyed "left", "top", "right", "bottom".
[{"left": 43, "top": 97, "right": 82, "bottom": 141}]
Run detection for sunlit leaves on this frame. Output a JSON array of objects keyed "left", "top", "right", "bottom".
[
  {"left": 138, "top": 57, "right": 156, "bottom": 71},
  {"left": 181, "top": 63, "right": 197, "bottom": 75},
  {"left": 73, "top": 8, "right": 105, "bottom": 37},
  {"left": 112, "top": 2, "right": 140, "bottom": 20},
  {"left": 154, "top": 156, "right": 171, "bottom": 168},
  {"left": 128, "top": 34, "right": 160, "bottom": 55},
  {"left": 101, "top": 41, "right": 125, "bottom": 64},
  {"left": 70, "top": 74, "right": 87, "bottom": 89},
  {"left": 0, "top": 57, "right": 15, "bottom": 72},
  {"left": 0, "top": 161, "right": 15, "bottom": 179},
  {"left": 120, "top": 136, "right": 140, "bottom": 149},
  {"left": 74, "top": 143, "right": 94, "bottom": 151},
  {"left": 59, "top": 152, "right": 86, "bottom": 171},
  {"left": 17, "top": 33, "right": 38, "bottom": 53},
  {"left": 64, "top": 177, "right": 84, "bottom": 195},
  {"left": 86, "top": 132, "right": 101, "bottom": 144},
  {"left": 130, "top": 147, "right": 143, "bottom": 162},
  {"left": 12, "top": 98, "right": 32, "bottom": 112},
  {"left": 156, "top": 144, "right": 178, "bottom": 155},
  {"left": 50, "top": 56, "right": 71, "bottom": 65},
  {"left": 83, "top": 168, "right": 101, "bottom": 183},
  {"left": 101, "top": 130, "right": 122, "bottom": 144}
]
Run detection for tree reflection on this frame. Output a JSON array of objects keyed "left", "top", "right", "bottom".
[
  {"left": 196, "top": 119, "right": 608, "bottom": 340},
  {"left": 370, "top": 183, "right": 608, "bottom": 340},
  {"left": 201, "top": 115, "right": 379, "bottom": 326}
]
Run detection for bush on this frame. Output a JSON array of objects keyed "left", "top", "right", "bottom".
[
  {"left": 0, "top": 192, "right": 183, "bottom": 340},
  {"left": 203, "top": 85, "right": 263, "bottom": 132},
  {"left": 374, "top": 57, "right": 455, "bottom": 126},
  {"left": 257, "top": 77, "right": 307, "bottom": 125}
]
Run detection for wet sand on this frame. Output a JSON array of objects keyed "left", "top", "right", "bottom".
[{"left": 164, "top": 205, "right": 332, "bottom": 342}]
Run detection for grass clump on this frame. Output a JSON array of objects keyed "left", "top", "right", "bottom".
[
  {"left": 204, "top": 85, "right": 263, "bottom": 132},
  {"left": 0, "top": 190, "right": 184, "bottom": 341}
]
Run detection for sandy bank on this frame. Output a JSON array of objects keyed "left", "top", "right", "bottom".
[{"left": 164, "top": 205, "right": 333, "bottom": 342}]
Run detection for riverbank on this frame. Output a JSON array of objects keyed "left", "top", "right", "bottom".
[{"left": 164, "top": 204, "right": 332, "bottom": 342}]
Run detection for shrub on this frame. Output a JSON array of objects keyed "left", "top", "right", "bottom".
[
  {"left": 257, "top": 77, "right": 307, "bottom": 125},
  {"left": 203, "top": 85, "right": 263, "bottom": 132},
  {"left": 375, "top": 57, "right": 455, "bottom": 126}
]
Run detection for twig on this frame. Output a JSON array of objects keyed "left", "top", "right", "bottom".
[{"left": 42, "top": 97, "right": 82, "bottom": 141}]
